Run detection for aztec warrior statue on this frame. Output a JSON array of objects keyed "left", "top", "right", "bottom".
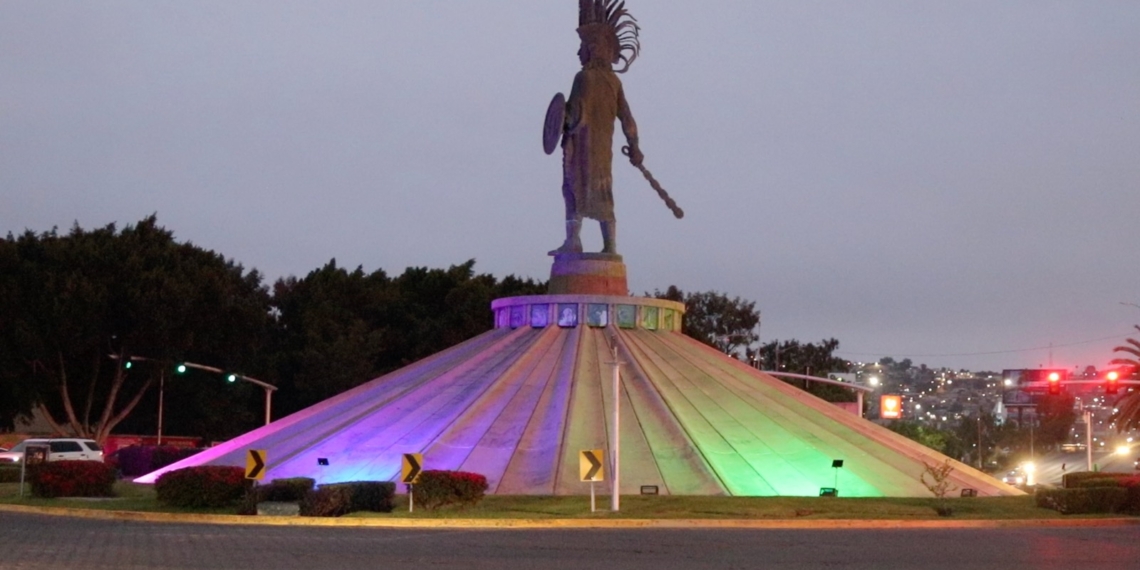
[{"left": 546, "top": 0, "right": 644, "bottom": 256}]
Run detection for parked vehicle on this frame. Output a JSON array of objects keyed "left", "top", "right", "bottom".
[
  {"left": 0, "top": 438, "right": 104, "bottom": 464},
  {"left": 1001, "top": 468, "right": 1026, "bottom": 486}
]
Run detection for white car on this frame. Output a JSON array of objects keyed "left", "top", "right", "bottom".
[
  {"left": 1001, "top": 468, "right": 1026, "bottom": 486},
  {"left": 0, "top": 438, "right": 104, "bottom": 464}
]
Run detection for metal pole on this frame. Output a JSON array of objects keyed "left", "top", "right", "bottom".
[
  {"left": 157, "top": 370, "right": 165, "bottom": 446},
  {"left": 590, "top": 481, "right": 596, "bottom": 513},
  {"left": 611, "top": 355, "right": 621, "bottom": 512},
  {"left": 264, "top": 387, "right": 272, "bottom": 426},
  {"left": 977, "top": 415, "right": 983, "bottom": 469},
  {"left": 1030, "top": 419, "right": 1035, "bottom": 460},
  {"left": 857, "top": 391, "right": 864, "bottom": 419},
  {"left": 409, "top": 485, "right": 414, "bottom": 513},
  {"left": 1085, "top": 410, "right": 1093, "bottom": 471}
]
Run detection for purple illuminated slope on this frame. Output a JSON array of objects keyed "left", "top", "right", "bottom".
[{"left": 137, "top": 295, "right": 1023, "bottom": 497}]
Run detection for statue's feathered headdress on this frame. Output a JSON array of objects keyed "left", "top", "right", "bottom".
[{"left": 578, "top": 0, "right": 640, "bottom": 73}]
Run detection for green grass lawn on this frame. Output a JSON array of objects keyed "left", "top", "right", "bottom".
[
  {"left": 360, "top": 494, "right": 1066, "bottom": 520},
  {"left": 0, "top": 481, "right": 235, "bottom": 514},
  {"left": 0, "top": 480, "right": 1120, "bottom": 520}
]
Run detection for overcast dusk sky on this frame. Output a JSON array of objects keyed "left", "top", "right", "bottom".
[{"left": 3, "top": 1, "right": 1138, "bottom": 373}]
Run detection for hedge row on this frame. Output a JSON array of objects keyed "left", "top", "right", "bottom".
[
  {"left": 413, "top": 470, "right": 488, "bottom": 510},
  {"left": 234, "top": 478, "right": 396, "bottom": 517},
  {"left": 1061, "top": 471, "right": 1139, "bottom": 489},
  {"left": 155, "top": 466, "right": 250, "bottom": 508},
  {"left": 29, "top": 461, "right": 117, "bottom": 498},
  {"left": 1036, "top": 487, "right": 1130, "bottom": 514},
  {"left": 0, "top": 465, "right": 21, "bottom": 483},
  {"left": 300, "top": 481, "right": 396, "bottom": 516}
]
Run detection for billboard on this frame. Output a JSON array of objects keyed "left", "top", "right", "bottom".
[{"left": 880, "top": 395, "right": 902, "bottom": 419}]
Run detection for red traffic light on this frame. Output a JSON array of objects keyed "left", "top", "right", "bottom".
[
  {"left": 1047, "top": 371, "right": 1061, "bottom": 395},
  {"left": 1106, "top": 370, "right": 1120, "bottom": 395}
]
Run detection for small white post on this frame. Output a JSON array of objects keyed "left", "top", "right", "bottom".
[
  {"left": 609, "top": 343, "right": 622, "bottom": 512},
  {"left": 590, "top": 481, "right": 596, "bottom": 513},
  {"left": 1085, "top": 409, "right": 1093, "bottom": 472},
  {"left": 409, "top": 485, "right": 414, "bottom": 513},
  {"left": 264, "top": 388, "right": 273, "bottom": 426}
]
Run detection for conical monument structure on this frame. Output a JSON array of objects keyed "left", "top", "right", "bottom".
[{"left": 139, "top": 1, "right": 1021, "bottom": 498}]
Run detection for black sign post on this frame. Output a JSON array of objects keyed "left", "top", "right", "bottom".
[{"left": 19, "top": 444, "right": 50, "bottom": 498}]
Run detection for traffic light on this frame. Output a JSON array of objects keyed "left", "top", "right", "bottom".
[
  {"left": 175, "top": 363, "right": 188, "bottom": 374},
  {"left": 1106, "top": 370, "right": 1120, "bottom": 395},
  {"left": 123, "top": 360, "right": 133, "bottom": 370},
  {"left": 1047, "top": 371, "right": 1061, "bottom": 395},
  {"left": 225, "top": 372, "right": 239, "bottom": 383}
]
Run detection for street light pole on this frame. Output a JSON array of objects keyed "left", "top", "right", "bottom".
[
  {"left": 607, "top": 336, "right": 623, "bottom": 512},
  {"left": 977, "top": 414, "right": 983, "bottom": 469},
  {"left": 176, "top": 361, "right": 277, "bottom": 426},
  {"left": 157, "top": 369, "right": 165, "bottom": 445},
  {"left": 110, "top": 355, "right": 278, "bottom": 428},
  {"left": 1085, "top": 408, "right": 1093, "bottom": 472}
]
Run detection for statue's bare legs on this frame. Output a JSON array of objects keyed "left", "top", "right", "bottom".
[
  {"left": 549, "top": 216, "right": 583, "bottom": 255},
  {"left": 600, "top": 220, "right": 617, "bottom": 254}
]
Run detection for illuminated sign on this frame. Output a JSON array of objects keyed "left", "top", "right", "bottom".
[
  {"left": 401, "top": 453, "right": 423, "bottom": 484},
  {"left": 579, "top": 449, "right": 605, "bottom": 482},
  {"left": 880, "top": 395, "right": 902, "bottom": 419},
  {"left": 245, "top": 449, "right": 267, "bottom": 480}
]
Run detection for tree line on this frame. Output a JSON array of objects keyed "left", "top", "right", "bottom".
[
  {"left": 0, "top": 217, "right": 544, "bottom": 441},
  {"left": 0, "top": 216, "right": 907, "bottom": 443}
]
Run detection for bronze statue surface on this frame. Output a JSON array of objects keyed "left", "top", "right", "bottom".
[{"left": 547, "top": 0, "right": 680, "bottom": 257}]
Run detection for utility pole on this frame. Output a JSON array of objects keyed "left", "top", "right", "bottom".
[
  {"left": 977, "top": 414, "right": 983, "bottom": 469},
  {"left": 607, "top": 336, "right": 623, "bottom": 512}
]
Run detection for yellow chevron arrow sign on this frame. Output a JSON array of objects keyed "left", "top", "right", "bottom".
[
  {"left": 245, "top": 449, "right": 267, "bottom": 480},
  {"left": 579, "top": 449, "right": 605, "bottom": 482}
]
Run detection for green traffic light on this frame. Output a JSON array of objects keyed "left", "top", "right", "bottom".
[
  {"left": 124, "top": 361, "right": 133, "bottom": 370},
  {"left": 176, "top": 364, "right": 187, "bottom": 374},
  {"left": 226, "top": 373, "right": 238, "bottom": 383}
]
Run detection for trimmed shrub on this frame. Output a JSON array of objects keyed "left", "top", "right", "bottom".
[
  {"left": 300, "top": 485, "right": 354, "bottom": 517},
  {"left": 1061, "top": 471, "right": 1133, "bottom": 489},
  {"left": 1076, "top": 477, "right": 1126, "bottom": 489},
  {"left": 296, "top": 482, "right": 397, "bottom": 517},
  {"left": 30, "top": 461, "right": 117, "bottom": 498},
  {"left": 1035, "top": 487, "right": 1128, "bottom": 514},
  {"left": 236, "top": 477, "right": 318, "bottom": 516},
  {"left": 155, "top": 466, "right": 249, "bottom": 508},
  {"left": 0, "top": 465, "right": 22, "bottom": 483},
  {"left": 258, "top": 477, "right": 316, "bottom": 502},
  {"left": 413, "top": 470, "right": 489, "bottom": 510},
  {"left": 322, "top": 481, "right": 396, "bottom": 513},
  {"left": 1118, "top": 477, "right": 1140, "bottom": 513}
]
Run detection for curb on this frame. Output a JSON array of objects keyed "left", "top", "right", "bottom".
[{"left": 2, "top": 504, "right": 1138, "bottom": 530}]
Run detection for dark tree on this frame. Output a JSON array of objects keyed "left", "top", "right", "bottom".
[
  {"left": 267, "top": 260, "right": 394, "bottom": 418},
  {"left": 267, "top": 259, "right": 545, "bottom": 416},
  {"left": 886, "top": 420, "right": 953, "bottom": 454},
  {"left": 755, "top": 338, "right": 854, "bottom": 402},
  {"left": 0, "top": 217, "right": 270, "bottom": 441},
  {"left": 1109, "top": 325, "right": 1140, "bottom": 432},
  {"left": 652, "top": 286, "right": 760, "bottom": 357}
]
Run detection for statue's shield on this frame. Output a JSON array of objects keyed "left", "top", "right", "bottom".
[{"left": 543, "top": 92, "right": 566, "bottom": 155}]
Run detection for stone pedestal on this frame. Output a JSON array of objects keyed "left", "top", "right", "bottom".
[{"left": 547, "top": 253, "right": 628, "bottom": 296}]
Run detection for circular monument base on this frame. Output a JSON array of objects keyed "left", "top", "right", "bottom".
[
  {"left": 491, "top": 294, "right": 685, "bottom": 332},
  {"left": 548, "top": 252, "right": 628, "bottom": 296}
]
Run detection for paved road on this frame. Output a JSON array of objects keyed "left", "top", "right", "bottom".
[{"left": 1, "top": 512, "right": 1138, "bottom": 570}]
